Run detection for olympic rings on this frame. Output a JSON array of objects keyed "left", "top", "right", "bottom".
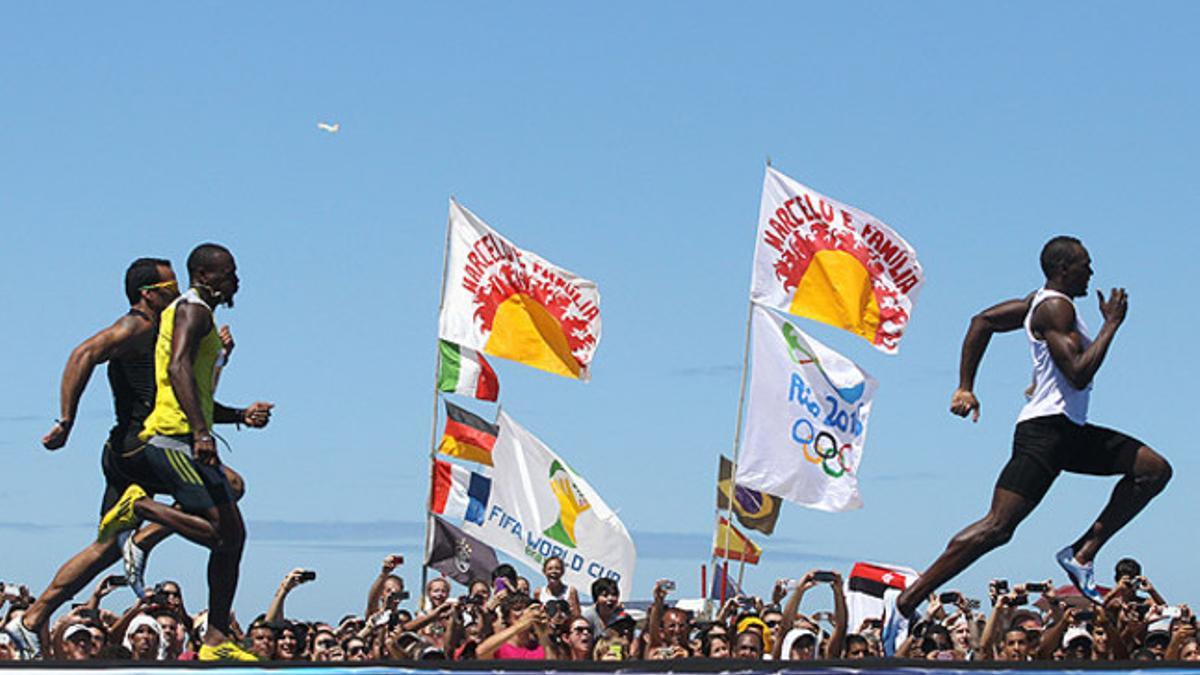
[
  {"left": 791, "top": 418, "right": 853, "bottom": 478},
  {"left": 791, "top": 419, "right": 818, "bottom": 463}
]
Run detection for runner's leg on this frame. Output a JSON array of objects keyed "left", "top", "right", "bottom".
[
  {"left": 896, "top": 487, "right": 1037, "bottom": 615},
  {"left": 130, "top": 465, "right": 245, "bottom": 552},
  {"left": 132, "top": 498, "right": 221, "bottom": 547},
  {"left": 22, "top": 461, "right": 134, "bottom": 633},
  {"left": 20, "top": 540, "right": 119, "bottom": 633},
  {"left": 204, "top": 500, "right": 246, "bottom": 645},
  {"left": 1071, "top": 445, "right": 1171, "bottom": 564}
]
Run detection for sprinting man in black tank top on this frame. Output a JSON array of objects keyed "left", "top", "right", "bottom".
[{"left": 2, "top": 258, "right": 248, "bottom": 659}]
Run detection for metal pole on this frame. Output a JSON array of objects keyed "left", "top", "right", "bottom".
[
  {"left": 708, "top": 300, "right": 755, "bottom": 617},
  {"left": 420, "top": 199, "right": 457, "bottom": 604}
]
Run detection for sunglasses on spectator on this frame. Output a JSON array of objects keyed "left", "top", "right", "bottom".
[
  {"left": 571, "top": 626, "right": 593, "bottom": 634},
  {"left": 316, "top": 639, "right": 336, "bottom": 649},
  {"left": 347, "top": 646, "right": 366, "bottom": 655}
]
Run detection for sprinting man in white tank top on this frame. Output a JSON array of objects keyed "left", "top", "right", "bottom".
[{"left": 881, "top": 236, "right": 1172, "bottom": 656}]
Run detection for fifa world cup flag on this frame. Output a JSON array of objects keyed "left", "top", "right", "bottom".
[
  {"left": 439, "top": 199, "right": 602, "bottom": 380},
  {"left": 736, "top": 305, "right": 878, "bottom": 511},
  {"left": 751, "top": 167, "right": 923, "bottom": 354},
  {"left": 463, "top": 411, "right": 636, "bottom": 597}
]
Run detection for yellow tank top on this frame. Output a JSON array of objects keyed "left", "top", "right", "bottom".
[{"left": 140, "top": 289, "right": 222, "bottom": 440}]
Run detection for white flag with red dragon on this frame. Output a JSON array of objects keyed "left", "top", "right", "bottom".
[
  {"left": 750, "top": 167, "right": 923, "bottom": 354},
  {"left": 439, "top": 199, "right": 602, "bottom": 380}
]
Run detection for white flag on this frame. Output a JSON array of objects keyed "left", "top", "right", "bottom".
[
  {"left": 751, "top": 167, "right": 923, "bottom": 354},
  {"left": 736, "top": 305, "right": 878, "bottom": 511},
  {"left": 463, "top": 410, "right": 636, "bottom": 597},
  {"left": 438, "top": 199, "right": 601, "bottom": 380}
]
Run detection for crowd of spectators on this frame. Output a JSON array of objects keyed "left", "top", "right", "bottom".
[{"left": 3, "top": 554, "right": 1197, "bottom": 663}]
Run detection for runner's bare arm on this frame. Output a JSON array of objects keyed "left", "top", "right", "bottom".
[
  {"left": 168, "top": 302, "right": 215, "bottom": 461},
  {"left": 1032, "top": 289, "right": 1126, "bottom": 390},
  {"left": 43, "top": 315, "right": 143, "bottom": 450},
  {"left": 951, "top": 294, "right": 1034, "bottom": 422}
]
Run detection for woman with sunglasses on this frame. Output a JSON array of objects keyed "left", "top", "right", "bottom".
[{"left": 565, "top": 617, "right": 594, "bottom": 661}]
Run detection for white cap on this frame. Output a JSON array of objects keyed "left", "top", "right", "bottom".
[
  {"left": 63, "top": 624, "right": 92, "bottom": 641},
  {"left": 780, "top": 627, "right": 818, "bottom": 659},
  {"left": 1147, "top": 617, "right": 1172, "bottom": 634},
  {"left": 1062, "top": 626, "right": 1093, "bottom": 648}
]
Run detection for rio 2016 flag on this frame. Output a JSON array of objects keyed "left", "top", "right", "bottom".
[
  {"left": 463, "top": 410, "right": 636, "bottom": 597},
  {"left": 438, "top": 340, "right": 499, "bottom": 401},
  {"left": 438, "top": 199, "right": 601, "bottom": 380},
  {"left": 736, "top": 305, "right": 878, "bottom": 511},
  {"left": 431, "top": 460, "right": 492, "bottom": 526},
  {"left": 751, "top": 167, "right": 923, "bottom": 354}
]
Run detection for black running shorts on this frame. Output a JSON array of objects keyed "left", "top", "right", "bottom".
[
  {"left": 113, "top": 438, "right": 235, "bottom": 514},
  {"left": 996, "top": 414, "right": 1145, "bottom": 503},
  {"left": 100, "top": 440, "right": 134, "bottom": 516}
]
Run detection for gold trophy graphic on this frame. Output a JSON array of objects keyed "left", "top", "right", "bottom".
[{"left": 544, "top": 460, "right": 591, "bottom": 547}]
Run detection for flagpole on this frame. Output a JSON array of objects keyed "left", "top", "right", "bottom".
[
  {"left": 421, "top": 200, "right": 457, "bottom": 602},
  {"left": 709, "top": 299, "right": 755, "bottom": 616}
]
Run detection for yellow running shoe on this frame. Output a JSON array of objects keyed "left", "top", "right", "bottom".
[
  {"left": 96, "top": 484, "right": 146, "bottom": 543},
  {"left": 199, "top": 640, "right": 260, "bottom": 661}
]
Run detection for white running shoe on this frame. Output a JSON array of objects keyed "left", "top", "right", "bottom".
[
  {"left": 1056, "top": 545, "right": 1102, "bottom": 604},
  {"left": 122, "top": 530, "right": 148, "bottom": 600},
  {"left": 4, "top": 616, "right": 42, "bottom": 660}
]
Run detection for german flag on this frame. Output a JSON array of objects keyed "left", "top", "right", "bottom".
[{"left": 438, "top": 401, "right": 499, "bottom": 466}]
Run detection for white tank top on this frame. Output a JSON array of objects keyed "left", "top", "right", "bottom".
[
  {"left": 1017, "top": 288, "right": 1092, "bottom": 425},
  {"left": 535, "top": 584, "right": 572, "bottom": 604}
]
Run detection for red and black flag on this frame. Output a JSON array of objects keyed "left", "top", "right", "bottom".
[
  {"left": 437, "top": 400, "right": 499, "bottom": 466},
  {"left": 846, "top": 561, "right": 919, "bottom": 634},
  {"left": 848, "top": 562, "right": 912, "bottom": 597}
]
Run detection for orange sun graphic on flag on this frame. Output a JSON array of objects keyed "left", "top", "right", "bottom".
[
  {"left": 472, "top": 261, "right": 597, "bottom": 378},
  {"left": 772, "top": 219, "right": 908, "bottom": 348}
]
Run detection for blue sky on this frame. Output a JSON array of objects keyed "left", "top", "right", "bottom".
[{"left": 2, "top": 2, "right": 1198, "bottom": 622}]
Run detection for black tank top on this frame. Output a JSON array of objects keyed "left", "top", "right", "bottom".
[{"left": 106, "top": 310, "right": 156, "bottom": 449}]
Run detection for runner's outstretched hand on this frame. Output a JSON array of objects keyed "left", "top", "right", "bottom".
[
  {"left": 242, "top": 402, "right": 274, "bottom": 428},
  {"left": 1098, "top": 288, "right": 1127, "bottom": 326},
  {"left": 950, "top": 388, "right": 981, "bottom": 422}
]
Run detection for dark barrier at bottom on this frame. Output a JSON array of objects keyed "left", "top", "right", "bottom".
[{"left": 2, "top": 659, "right": 1200, "bottom": 673}]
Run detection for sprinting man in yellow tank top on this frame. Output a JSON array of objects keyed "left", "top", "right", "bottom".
[{"left": 99, "top": 243, "right": 274, "bottom": 662}]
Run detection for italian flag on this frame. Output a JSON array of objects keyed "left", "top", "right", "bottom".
[{"left": 438, "top": 340, "right": 499, "bottom": 401}]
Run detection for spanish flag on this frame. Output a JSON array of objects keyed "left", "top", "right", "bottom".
[
  {"left": 437, "top": 401, "right": 499, "bottom": 466},
  {"left": 713, "top": 516, "right": 762, "bottom": 565}
]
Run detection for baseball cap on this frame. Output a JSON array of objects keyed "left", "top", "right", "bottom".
[
  {"left": 606, "top": 610, "right": 635, "bottom": 629},
  {"left": 1062, "top": 626, "right": 1093, "bottom": 648},
  {"left": 63, "top": 624, "right": 92, "bottom": 642}
]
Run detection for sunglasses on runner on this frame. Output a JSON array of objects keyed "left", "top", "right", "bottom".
[{"left": 140, "top": 279, "right": 179, "bottom": 292}]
